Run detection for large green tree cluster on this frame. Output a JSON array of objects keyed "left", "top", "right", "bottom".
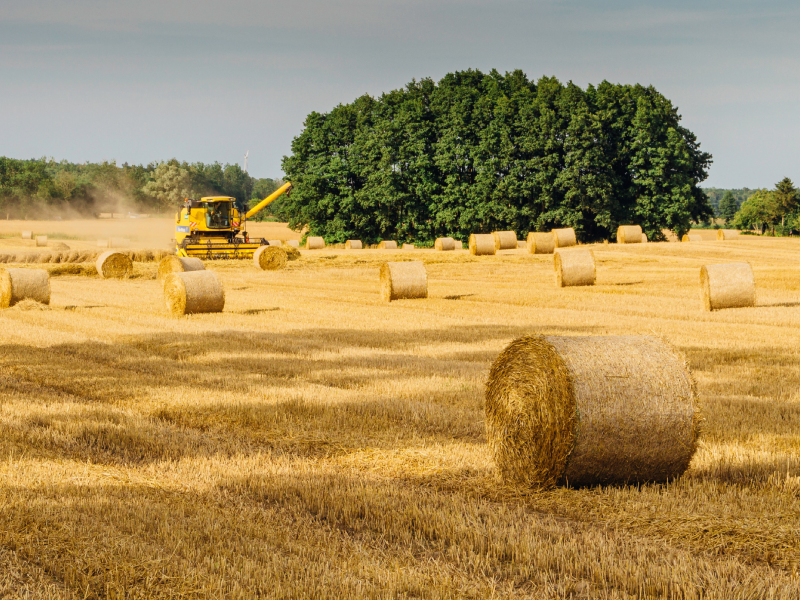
[
  {"left": 281, "top": 69, "right": 713, "bottom": 243},
  {"left": 733, "top": 178, "right": 800, "bottom": 234}
]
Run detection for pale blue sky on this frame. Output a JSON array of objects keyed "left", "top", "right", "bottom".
[{"left": 1, "top": 0, "right": 798, "bottom": 187}]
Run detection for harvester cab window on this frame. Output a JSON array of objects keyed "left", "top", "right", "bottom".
[{"left": 205, "top": 202, "right": 231, "bottom": 229}]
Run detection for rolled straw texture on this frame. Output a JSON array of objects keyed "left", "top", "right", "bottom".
[
  {"left": 157, "top": 256, "right": 205, "bottom": 281},
  {"left": 379, "top": 261, "right": 427, "bottom": 302},
  {"left": 454, "top": 240, "right": 463, "bottom": 250},
  {"left": 379, "top": 240, "right": 398, "bottom": 250},
  {"left": 493, "top": 231, "right": 518, "bottom": 250},
  {"left": 96, "top": 251, "right": 133, "bottom": 279},
  {"left": 0, "top": 268, "right": 50, "bottom": 308},
  {"left": 616, "top": 225, "right": 643, "bottom": 244},
  {"left": 527, "top": 232, "right": 555, "bottom": 254},
  {"left": 641, "top": 234, "right": 648, "bottom": 243},
  {"left": 163, "top": 270, "right": 225, "bottom": 316},
  {"left": 554, "top": 249, "right": 595, "bottom": 287},
  {"left": 285, "top": 240, "right": 300, "bottom": 248},
  {"left": 282, "top": 245, "right": 301, "bottom": 260},
  {"left": 717, "top": 229, "right": 740, "bottom": 240},
  {"left": 469, "top": 234, "right": 496, "bottom": 256},
  {"left": 402, "top": 243, "right": 415, "bottom": 250},
  {"left": 485, "top": 334, "right": 700, "bottom": 488},
  {"left": 700, "top": 262, "right": 755, "bottom": 311},
  {"left": 306, "top": 237, "right": 325, "bottom": 250},
  {"left": 253, "top": 246, "right": 288, "bottom": 271},
  {"left": 35, "top": 236, "right": 48, "bottom": 247},
  {"left": 345, "top": 240, "right": 363, "bottom": 250},
  {"left": 21, "top": 231, "right": 32, "bottom": 240},
  {"left": 682, "top": 234, "right": 702, "bottom": 242},
  {"left": 434, "top": 237, "right": 455, "bottom": 251},
  {"left": 552, "top": 228, "right": 576, "bottom": 248}
]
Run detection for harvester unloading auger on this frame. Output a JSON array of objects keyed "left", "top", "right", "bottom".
[{"left": 173, "top": 182, "right": 292, "bottom": 259}]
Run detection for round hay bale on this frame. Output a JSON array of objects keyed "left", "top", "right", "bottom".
[
  {"left": 641, "top": 233, "right": 648, "bottom": 243},
  {"left": 285, "top": 240, "right": 300, "bottom": 248},
  {"left": 682, "top": 234, "right": 702, "bottom": 242},
  {"left": 469, "top": 234, "right": 496, "bottom": 256},
  {"left": 96, "top": 251, "right": 133, "bottom": 279},
  {"left": 554, "top": 249, "right": 595, "bottom": 287},
  {"left": 253, "top": 246, "right": 288, "bottom": 271},
  {"left": 267, "top": 239, "right": 283, "bottom": 247},
  {"left": 485, "top": 334, "right": 700, "bottom": 488},
  {"left": 21, "top": 231, "right": 32, "bottom": 240},
  {"left": 345, "top": 240, "right": 363, "bottom": 250},
  {"left": 0, "top": 268, "right": 50, "bottom": 308},
  {"left": 35, "top": 236, "right": 48, "bottom": 247},
  {"left": 454, "top": 240, "right": 463, "bottom": 250},
  {"left": 379, "top": 261, "right": 427, "bottom": 302},
  {"left": 527, "top": 232, "right": 555, "bottom": 254},
  {"left": 282, "top": 245, "right": 301, "bottom": 260},
  {"left": 306, "top": 237, "right": 325, "bottom": 250},
  {"left": 616, "top": 225, "right": 643, "bottom": 244},
  {"left": 402, "top": 243, "right": 415, "bottom": 250},
  {"left": 517, "top": 240, "right": 526, "bottom": 249},
  {"left": 717, "top": 229, "right": 739, "bottom": 241},
  {"left": 700, "top": 262, "right": 755, "bottom": 311},
  {"left": 552, "top": 228, "right": 576, "bottom": 248},
  {"left": 163, "top": 270, "right": 225, "bottom": 317},
  {"left": 379, "top": 240, "right": 398, "bottom": 250},
  {"left": 157, "top": 256, "right": 205, "bottom": 281},
  {"left": 493, "top": 231, "right": 517, "bottom": 250},
  {"left": 434, "top": 237, "right": 455, "bottom": 251}
]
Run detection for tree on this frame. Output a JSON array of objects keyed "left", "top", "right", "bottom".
[
  {"left": 718, "top": 191, "right": 738, "bottom": 224},
  {"left": 142, "top": 161, "right": 197, "bottom": 211},
  {"left": 774, "top": 177, "right": 798, "bottom": 225},
  {"left": 733, "top": 190, "right": 779, "bottom": 233}
]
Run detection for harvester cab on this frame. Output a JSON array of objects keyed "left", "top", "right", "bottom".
[{"left": 174, "top": 182, "right": 292, "bottom": 259}]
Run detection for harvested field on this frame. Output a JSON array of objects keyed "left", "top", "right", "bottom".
[{"left": 0, "top": 236, "right": 799, "bottom": 597}]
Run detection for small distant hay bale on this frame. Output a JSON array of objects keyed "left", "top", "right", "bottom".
[
  {"left": 157, "top": 255, "right": 205, "bottom": 281},
  {"left": 306, "top": 237, "right": 325, "bottom": 250},
  {"left": 641, "top": 234, "right": 648, "bottom": 243},
  {"left": 454, "top": 240, "right": 463, "bottom": 250},
  {"left": 286, "top": 240, "right": 300, "bottom": 248},
  {"left": 617, "top": 225, "right": 643, "bottom": 244},
  {"left": 682, "top": 234, "right": 702, "bottom": 242},
  {"left": 517, "top": 240, "right": 526, "bottom": 249},
  {"left": 267, "top": 239, "right": 283, "bottom": 246},
  {"left": 50, "top": 242, "right": 70, "bottom": 251},
  {"left": 379, "top": 240, "right": 398, "bottom": 250},
  {"left": 282, "top": 245, "right": 301, "bottom": 260},
  {"left": 493, "top": 231, "right": 517, "bottom": 250},
  {"left": 379, "top": 261, "right": 427, "bottom": 302},
  {"left": 552, "top": 228, "right": 577, "bottom": 248},
  {"left": 527, "top": 232, "right": 555, "bottom": 254},
  {"left": 717, "top": 229, "right": 739, "bottom": 241},
  {"left": 700, "top": 262, "right": 755, "bottom": 311},
  {"left": 0, "top": 268, "right": 50, "bottom": 308},
  {"left": 97, "top": 240, "right": 109, "bottom": 248},
  {"left": 163, "top": 270, "right": 225, "bottom": 317},
  {"left": 21, "top": 231, "right": 32, "bottom": 240},
  {"left": 345, "top": 240, "right": 363, "bottom": 249},
  {"left": 469, "top": 234, "right": 496, "bottom": 256},
  {"left": 95, "top": 251, "right": 133, "bottom": 279},
  {"left": 554, "top": 249, "right": 595, "bottom": 287},
  {"left": 434, "top": 237, "right": 455, "bottom": 251},
  {"left": 485, "top": 334, "right": 700, "bottom": 488},
  {"left": 253, "top": 246, "right": 288, "bottom": 271},
  {"left": 35, "top": 236, "right": 48, "bottom": 247},
  {"left": 402, "top": 243, "right": 415, "bottom": 250}
]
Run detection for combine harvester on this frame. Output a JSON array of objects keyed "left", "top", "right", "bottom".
[{"left": 173, "top": 182, "right": 292, "bottom": 259}]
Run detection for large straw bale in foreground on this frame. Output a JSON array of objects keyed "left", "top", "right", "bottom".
[
  {"left": 700, "top": 262, "right": 755, "bottom": 311},
  {"left": 0, "top": 268, "right": 50, "bottom": 308},
  {"left": 21, "top": 231, "right": 32, "bottom": 240},
  {"left": 527, "top": 232, "right": 555, "bottom": 254},
  {"left": 379, "top": 240, "right": 398, "bottom": 250},
  {"left": 554, "top": 249, "right": 595, "bottom": 287},
  {"left": 163, "top": 270, "right": 225, "bottom": 316},
  {"left": 617, "top": 225, "right": 643, "bottom": 244},
  {"left": 379, "top": 261, "right": 427, "bottom": 302},
  {"left": 493, "top": 231, "right": 517, "bottom": 250},
  {"left": 345, "top": 240, "right": 363, "bottom": 249},
  {"left": 682, "top": 234, "right": 702, "bottom": 242},
  {"left": 35, "top": 236, "right": 48, "bottom": 247},
  {"left": 96, "top": 251, "right": 133, "bottom": 279},
  {"left": 717, "top": 229, "right": 739, "bottom": 240},
  {"left": 485, "top": 334, "right": 700, "bottom": 488},
  {"left": 157, "top": 256, "right": 205, "bottom": 281},
  {"left": 469, "top": 234, "right": 496, "bottom": 256},
  {"left": 306, "top": 237, "right": 325, "bottom": 250},
  {"left": 552, "top": 228, "right": 576, "bottom": 248},
  {"left": 253, "top": 246, "right": 288, "bottom": 271},
  {"left": 434, "top": 237, "right": 455, "bottom": 251}
]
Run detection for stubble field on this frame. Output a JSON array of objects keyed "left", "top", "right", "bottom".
[{"left": 0, "top": 224, "right": 798, "bottom": 599}]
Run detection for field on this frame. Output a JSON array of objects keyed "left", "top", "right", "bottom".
[{"left": 0, "top": 222, "right": 798, "bottom": 598}]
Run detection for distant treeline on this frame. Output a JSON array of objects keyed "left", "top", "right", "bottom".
[
  {"left": 702, "top": 188, "right": 755, "bottom": 216},
  {"left": 0, "top": 157, "right": 284, "bottom": 220},
  {"left": 281, "top": 69, "right": 713, "bottom": 243}
]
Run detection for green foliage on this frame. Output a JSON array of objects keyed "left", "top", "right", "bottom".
[
  {"left": 774, "top": 177, "right": 799, "bottom": 218},
  {"left": 732, "top": 190, "right": 779, "bottom": 231},
  {"left": 703, "top": 188, "right": 753, "bottom": 216},
  {"left": 718, "top": 191, "right": 739, "bottom": 224},
  {"left": 281, "top": 69, "right": 713, "bottom": 244}
]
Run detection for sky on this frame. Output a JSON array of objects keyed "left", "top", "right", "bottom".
[{"left": 1, "top": 0, "right": 798, "bottom": 187}]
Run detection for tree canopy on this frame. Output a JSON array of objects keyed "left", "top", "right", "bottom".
[{"left": 281, "top": 69, "right": 713, "bottom": 243}]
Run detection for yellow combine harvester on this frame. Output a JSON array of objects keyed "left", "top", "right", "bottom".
[{"left": 174, "top": 182, "right": 292, "bottom": 259}]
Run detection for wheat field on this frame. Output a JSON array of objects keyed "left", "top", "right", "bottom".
[{"left": 0, "top": 229, "right": 799, "bottom": 598}]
